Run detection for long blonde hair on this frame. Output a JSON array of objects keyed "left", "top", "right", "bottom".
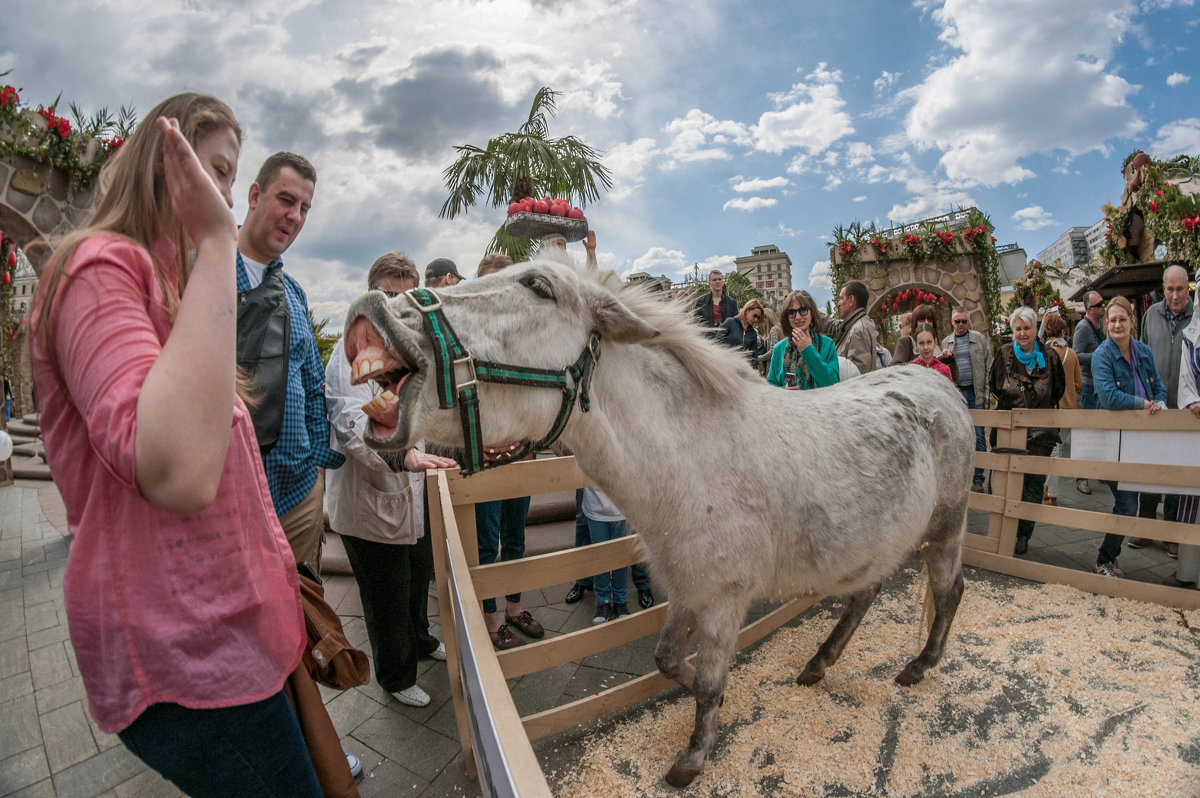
[{"left": 33, "top": 93, "right": 241, "bottom": 386}]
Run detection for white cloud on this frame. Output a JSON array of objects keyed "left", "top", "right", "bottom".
[
  {"left": 605, "top": 137, "right": 659, "bottom": 201},
  {"left": 661, "top": 109, "right": 752, "bottom": 167},
  {"left": 887, "top": 188, "right": 976, "bottom": 224},
  {"left": 1150, "top": 118, "right": 1200, "bottom": 158},
  {"left": 845, "top": 142, "right": 875, "bottom": 169},
  {"left": 753, "top": 62, "right": 854, "bottom": 155},
  {"left": 853, "top": 195, "right": 867, "bottom": 202},
  {"left": 723, "top": 197, "right": 778, "bottom": 211},
  {"left": 1011, "top": 205, "right": 1059, "bottom": 231},
  {"left": 730, "top": 175, "right": 790, "bottom": 192},
  {"left": 631, "top": 246, "right": 688, "bottom": 275},
  {"left": 1166, "top": 72, "right": 1190, "bottom": 87},
  {"left": 808, "top": 260, "right": 833, "bottom": 291},
  {"left": 905, "top": 0, "right": 1145, "bottom": 187},
  {"left": 874, "top": 71, "right": 902, "bottom": 94}
]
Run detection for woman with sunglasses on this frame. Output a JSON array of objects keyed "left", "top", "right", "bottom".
[{"left": 766, "top": 290, "right": 840, "bottom": 390}]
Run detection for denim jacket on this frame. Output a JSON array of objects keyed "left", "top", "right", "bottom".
[{"left": 1091, "top": 337, "right": 1166, "bottom": 410}]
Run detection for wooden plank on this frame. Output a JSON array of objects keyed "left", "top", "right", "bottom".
[
  {"left": 963, "top": 533, "right": 1000, "bottom": 553},
  {"left": 498, "top": 604, "right": 668, "bottom": 679},
  {"left": 445, "top": 456, "right": 590, "bottom": 505},
  {"left": 1008, "top": 454, "right": 1200, "bottom": 488},
  {"left": 521, "top": 596, "right": 821, "bottom": 740},
  {"left": 1012, "top": 407, "right": 1197, "bottom": 431},
  {"left": 963, "top": 548, "right": 1200, "bottom": 610},
  {"left": 972, "top": 451, "right": 1010, "bottom": 470},
  {"left": 471, "top": 535, "right": 644, "bottom": 604},
  {"left": 437, "top": 474, "right": 554, "bottom": 796},
  {"left": 1005, "top": 500, "right": 1200, "bottom": 544},
  {"left": 453, "top": 502, "right": 479, "bottom": 567},
  {"left": 969, "top": 409, "right": 1012, "bottom": 428},
  {"left": 995, "top": 427, "right": 1026, "bottom": 557},
  {"left": 967, "top": 492, "right": 1004, "bottom": 513}
]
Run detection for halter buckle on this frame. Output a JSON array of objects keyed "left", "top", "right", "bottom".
[
  {"left": 404, "top": 289, "right": 441, "bottom": 313},
  {"left": 453, "top": 356, "right": 477, "bottom": 392}
]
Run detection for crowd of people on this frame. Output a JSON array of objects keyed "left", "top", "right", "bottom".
[{"left": 23, "top": 89, "right": 1200, "bottom": 795}]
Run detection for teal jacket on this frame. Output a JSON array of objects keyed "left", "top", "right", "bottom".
[{"left": 767, "top": 334, "right": 841, "bottom": 389}]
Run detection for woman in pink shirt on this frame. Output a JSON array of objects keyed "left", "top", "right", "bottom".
[{"left": 31, "top": 94, "right": 317, "bottom": 796}]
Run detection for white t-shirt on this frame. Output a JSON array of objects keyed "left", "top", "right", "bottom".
[
  {"left": 240, "top": 254, "right": 268, "bottom": 288},
  {"left": 581, "top": 487, "right": 625, "bottom": 523}
]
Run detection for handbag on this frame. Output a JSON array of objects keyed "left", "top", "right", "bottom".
[{"left": 297, "top": 572, "right": 371, "bottom": 690}]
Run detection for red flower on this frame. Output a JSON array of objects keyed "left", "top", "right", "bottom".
[
  {"left": 6, "top": 250, "right": 14, "bottom": 268},
  {"left": 1149, "top": 200, "right": 1158, "bottom": 212},
  {"left": 839, "top": 241, "right": 854, "bottom": 255},
  {"left": 2, "top": 271, "right": 9, "bottom": 285},
  {"left": 1156, "top": 190, "right": 1163, "bottom": 196},
  {"left": 0, "top": 85, "right": 18, "bottom": 107}
]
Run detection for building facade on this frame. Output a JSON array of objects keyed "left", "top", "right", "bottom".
[
  {"left": 734, "top": 244, "right": 792, "bottom": 306},
  {"left": 1035, "top": 227, "right": 1092, "bottom": 274}
]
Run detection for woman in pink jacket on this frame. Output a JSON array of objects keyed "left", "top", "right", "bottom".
[{"left": 31, "top": 94, "right": 317, "bottom": 796}]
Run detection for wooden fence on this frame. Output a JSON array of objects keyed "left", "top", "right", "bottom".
[{"left": 425, "top": 407, "right": 1200, "bottom": 794}]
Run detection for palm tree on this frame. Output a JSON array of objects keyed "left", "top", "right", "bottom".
[{"left": 439, "top": 87, "right": 612, "bottom": 261}]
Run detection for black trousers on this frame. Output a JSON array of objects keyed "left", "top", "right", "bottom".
[{"left": 340, "top": 529, "right": 439, "bottom": 693}]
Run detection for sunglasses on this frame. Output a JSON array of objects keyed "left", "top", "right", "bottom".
[
  {"left": 1089, "top": 302, "right": 1105, "bottom": 309},
  {"left": 953, "top": 319, "right": 969, "bottom": 324},
  {"left": 786, "top": 307, "right": 811, "bottom": 317},
  {"left": 381, "top": 290, "right": 402, "bottom": 298}
]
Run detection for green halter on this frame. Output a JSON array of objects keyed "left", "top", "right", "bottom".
[{"left": 404, "top": 288, "right": 601, "bottom": 475}]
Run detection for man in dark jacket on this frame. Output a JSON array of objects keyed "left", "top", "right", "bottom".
[
  {"left": 1128, "top": 265, "right": 1193, "bottom": 555},
  {"left": 694, "top": 269, "right": 738, "bottom": 328}
]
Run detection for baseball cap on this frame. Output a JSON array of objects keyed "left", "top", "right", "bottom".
[{"left": 425, "top": 258, "right": 463, "bottom": 281}]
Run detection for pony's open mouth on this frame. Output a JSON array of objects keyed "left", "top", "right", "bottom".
[{"left": 344, "top": 314, "right": 422, "bottom": 440}]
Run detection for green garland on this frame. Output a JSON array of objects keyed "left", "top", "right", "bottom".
[
  {"left": 0, "top": 82, "right": 135, "bottom": 197},
  {"left": 0, "top": 234, "right": 20, "bottom": 381}
]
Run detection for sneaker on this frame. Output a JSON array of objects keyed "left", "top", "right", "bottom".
[
  {"left": 1076, "top": 479, "right": 1091, "bottom": 495},
  {"left": 345, "top": 751, "right": 362, "bottom": 779},
  {"left": 593, "top": 603, "right": 614, "bottom": 624},
  {"left": 490, "top": 624, "right": 526, "bottom": 650},
  {"left": 637, "top": 587, "right": 655, "bottom": 609},
  {"left": 392, "top": 684, "right": 431, "bottom": 707},
  {"left": 428, "top": 642, "right": 447, "bottom": 661},
  {"left": 1126, "top": 537, "right": 1149, "bottom": 549},
  {"left": 1094, "top": 560, "right": 1125, "bottom": 578},
  {"left": 564, "top": 583, "right": 591, "bottom": 604},
  {"left": 1166, "top": 542, "right": 1179, "bottom": 559},
  {"left": 614, "top": 602, "right": 630, "bottom": 618},
  {"left": 1014, "top": 537, "right": 1029, "bottom": 555},
  {"left": 505, "top": 610, "right": 545, "bottom": 639}
]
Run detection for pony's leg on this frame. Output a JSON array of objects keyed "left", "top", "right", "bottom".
[
  {"left": 654, "top": 600, "right": 697, "bottom": 693},
  {"left": 664, "top": 602, "right": 742, "bottom": 789},
  {"left": 896, "top": 509, "right": 966, "bottom": 686},
  {"left": 796, "top": 582, "right": 882, "bottom": 686}
]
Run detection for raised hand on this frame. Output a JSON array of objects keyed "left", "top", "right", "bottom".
[
  {"left": 156, "top": 117, "right": 236, "bottom": 250},
  {"left": 404, "top": 448, "right": 459, "bottom": 471}
]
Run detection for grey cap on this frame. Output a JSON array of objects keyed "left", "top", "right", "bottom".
[{"left": 425, "top": 258, "right": 463, "bottom": 280}]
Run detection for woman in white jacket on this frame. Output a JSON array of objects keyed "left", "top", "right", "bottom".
[{"left": 325, "top": 253, "right": 456, "bottom": 707}]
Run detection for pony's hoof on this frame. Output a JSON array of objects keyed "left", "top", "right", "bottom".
[
  {"left": 665, "top": 762, "right": 700, "bottom": 789},
  {"left": 796, "top": 668, "right": 824, "bottom": 686},
  {"left": 895, "top": 666, "right": 924, "bottom": 686}
]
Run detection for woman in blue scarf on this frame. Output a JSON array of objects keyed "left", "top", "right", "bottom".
[
  {"left": 1090, "top": 295, "right": 1167, "bottom": 578},
  {"left": 990, "top": 306, "right": 1065, "bottom": 556}
]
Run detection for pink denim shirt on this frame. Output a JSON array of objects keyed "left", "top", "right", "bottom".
[{"left": 32, "top": 235, "right": 305, "bottom": 733}]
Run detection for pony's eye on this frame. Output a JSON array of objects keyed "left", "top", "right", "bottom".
[{"left": 521, "top": 275, "right": 555, "bottom": 301}]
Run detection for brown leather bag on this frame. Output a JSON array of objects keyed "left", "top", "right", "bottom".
[
  {"left": 283, "top": 664, "right": 361, "bottom": 798},
  {"left": 298, "top": 573, "right": 370, "bottom": 689}
]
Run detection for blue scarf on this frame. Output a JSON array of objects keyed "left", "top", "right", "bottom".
[{"left": 1013, "top": 342, "right": 1045, "bottom": 371}]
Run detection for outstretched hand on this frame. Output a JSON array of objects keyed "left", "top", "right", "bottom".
[
  {"left": 156, "top": 117, "right": 236, "bottom": 250},
  {"left": 404, "top": 448, "right": 459, "bottom": 472},
  {"left": 791, "top": 326, "right": 812, "bottom": 351}
]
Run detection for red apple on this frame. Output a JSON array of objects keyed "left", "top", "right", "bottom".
[
  {"left": 508, "top": 202, "right": 521, "bottom": 216},
  {"left": 549, "top": 203, "right": 567, "bottom": 217},
  {"left": 520, "top": 198, "right": 535, "bottom": 212},
  {"left": 567, "top": 207, "right": 584, "bottom": 220},
  {"left": 533, "top": 200, "right": 550, "bottom": 214}
]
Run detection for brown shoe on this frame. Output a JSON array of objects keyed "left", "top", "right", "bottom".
[
  {"left": 1126, "top": 537, "right": 1149, "bottom": 549},
  {"left": 1166, "top": 542, "right": 1179, "bottom": 559},
  {"left": 1163, "top": 574, "right": 1197, "bottom": 589},
  {"left": 505, "top": 610, "right": 545, "bottom": 639},
  {"left": 1042, "top": 497, "right": 1058, "bottom": 506},
  {"left": 490, "top": 624, "right": 526, "bottom": 650}
]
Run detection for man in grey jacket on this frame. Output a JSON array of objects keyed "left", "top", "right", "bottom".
[
  {"left": 942, "top": 309, "right": 993, "bottom": 490},
  {"left": 1127, "top": 265, "right": 1193, "bottom": 556},
  {"left": 1072, "top": 290, "right": 1107, "bottom": 494},
  {"left": 828, "top": 280, "right": 879, "bottom": 375}
]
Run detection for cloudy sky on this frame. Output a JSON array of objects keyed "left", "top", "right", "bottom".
[{"left": 3, "top": 0, "right": 1198, "bottom": 329}]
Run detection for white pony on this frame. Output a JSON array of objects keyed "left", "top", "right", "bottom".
[{"left": 343, "top": 259, "right": 974, "bottom": 788}]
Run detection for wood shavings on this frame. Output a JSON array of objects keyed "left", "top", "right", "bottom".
[{"left": 545, "top": 571, "right": 1200, "bottom": 796}]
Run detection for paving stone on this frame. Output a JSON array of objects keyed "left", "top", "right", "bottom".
[
  {"left": 27, "top": 643, "right": 71, "bottom": 692},
  {"left": 325, "top": 685, "right": 387, "bottom": 738},
  {"left": 353, "top": 756, "right": 427, "bottom": 797},
  {"left": 511, "top": 662, "right": 576, "bottom": 716},
  {"left": 350, "top": 707, "right": 459, "bottom": 782},
  {"left": 24, "top": 621, "right": 70, "bottom": 652},
  {"left": 33, "top": 675, "right": 84, "bottom": 715},
  {"left": 419, "top": 753, "right": 481, "bottom": 798},
  {"left": 50, "top": 743, "right": 146, "bottom": 798},
  {"left": 0, "top": 695, "right": 41, "bottom": 761},
  {"left": 22, "top": 602, "right": 57, "bottom": 636},
  {"left": 0, "top": 746, "right": 50, "bottom": 796},
  {"left": 40, "top": 701, "right": 98, "bottom": 773},
  {"left": 2, "top": 779, "right": 57, "bottom": 798},
  {"left": 111, "top": 766, "right": 182, "bottom": 798},
  {"left": 0, "top": 671, "right": 34, "bottom": 704}
]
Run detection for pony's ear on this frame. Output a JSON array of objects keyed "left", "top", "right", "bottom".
[{"left": 588, "top": 293, "right": 660, "bottom": 344}]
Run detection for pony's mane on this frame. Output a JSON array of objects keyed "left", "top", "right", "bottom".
[{"left": 587, "top": 264, "right": 762, "bottom": 400}]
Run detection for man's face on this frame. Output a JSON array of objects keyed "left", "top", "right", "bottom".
[
  {"left": 375, "top": 275, "right": 415, "bottom": 297},
  {"left": 952, "top": 313, "right": 970, "bottom": 335},
  {"left": 838, "top": 288, "right": 855, "bottom": 316},
  {"left": 1163, "top": 270, "right": 1190, "bottom": 315},
  {"left": 427, "top": 273, "right": 462, "bottom": 288},
  {"left": 243, "top": 166, "right": 314, "bottom": 260},
  {"left": 1086, "top": 293, "right": 1105, "bottom": 323},
  {"left": 708, "top": 273, "right": 724, "bottom": 293}
]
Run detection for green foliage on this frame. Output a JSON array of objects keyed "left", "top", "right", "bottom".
[
  {"left": 439, "top": 87, "right": 612, "bottom": 260},
  {"left": 1136, "top": 160, "right": 1200, "bottom": 270},
  {"left": 722, "top": 271, "right": 763, "bottom": 307},
  {"left": 308, "top": 309, "right": 339, "bottom": 367},
  {"left": 1005, "top": 261, "right": 1064, "bottom": 315}
]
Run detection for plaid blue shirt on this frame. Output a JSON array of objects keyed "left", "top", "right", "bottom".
[{"left": 237, "top": 253, "right": 344, "bottom": 517}]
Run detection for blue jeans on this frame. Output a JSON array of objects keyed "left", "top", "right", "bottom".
[
  {"left": 586, "top": 517, "right": 629, "bottom": 605},
  {"left": 117, "top": 692, "right": 321, "bottom": 798},
  {"left": 1098, "top": 481, "right": 1139, "bottom": 565},
  {"left": 573, "top": 490, "right": 650, "bottom": 590},
  {"left": 476, "top": 497, "right": 530, "bottom": 614},
  {"left": 958, "top": 386, "right": 986, "bottom": 484},
  {"left": 1080, "top": 383, "right": 1097, "bottom": 410}
]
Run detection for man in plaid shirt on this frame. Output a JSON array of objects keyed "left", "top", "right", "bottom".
[{"left": 236, "top": 152, "right": 344, "bottom": 571}]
